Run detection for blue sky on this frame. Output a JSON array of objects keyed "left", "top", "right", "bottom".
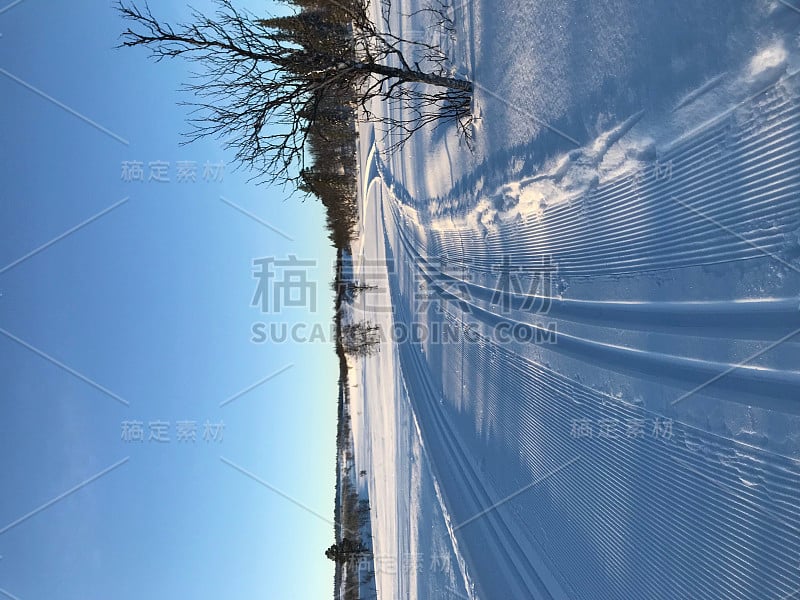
[{"left": 0, "top": 1, "right": 339, "bottom": 598}]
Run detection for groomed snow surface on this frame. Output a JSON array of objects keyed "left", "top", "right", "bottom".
[{"left": 349, "top": 1, "right": 800, "bottom": 598}]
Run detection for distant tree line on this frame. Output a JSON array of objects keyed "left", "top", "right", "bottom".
[{"left": 267, "top": 1, "right": 365, "bottom": 249}]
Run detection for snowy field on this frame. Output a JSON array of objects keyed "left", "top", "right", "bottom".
[{"left": 350, "top": 1, "right": 800, "bottom": 598}]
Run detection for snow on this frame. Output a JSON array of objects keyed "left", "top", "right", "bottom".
[
  {"left": 350, "top": 1, "right": 800, "bottom": 598},
  {"left": 749, "top": 41, "right": 789, "bottom": 79}
]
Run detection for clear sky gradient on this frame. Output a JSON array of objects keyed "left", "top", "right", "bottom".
[{"left": 0, "top": 1, "right": 339, "bottom": 598}]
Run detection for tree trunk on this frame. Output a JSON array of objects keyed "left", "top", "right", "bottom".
[{"left": 352, "top": 62, "right": 473, "bottom": 92}]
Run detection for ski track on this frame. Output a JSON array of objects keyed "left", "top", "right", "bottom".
[
  {"left": 379, "top": 184, "right": 800, "bottom": 598},
  {"left": 383, "top": 83, "right": 800, "bottom": 277},
  {"left": 359, "top": 65, "right": 800, "bottom": 600}
]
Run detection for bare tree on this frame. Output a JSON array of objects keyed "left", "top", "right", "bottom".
[
  {"left": 406, "top": 0, "right": 457, "bottom": 41},
  {"left": 117, "top": 0, "right": 472, "bottom": 187},
  {"left": 341, "top": 321, "right": 381, "bottom": 357},
  {"left": 331, "top": 278, "right": 378, "bottom": 301}
]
